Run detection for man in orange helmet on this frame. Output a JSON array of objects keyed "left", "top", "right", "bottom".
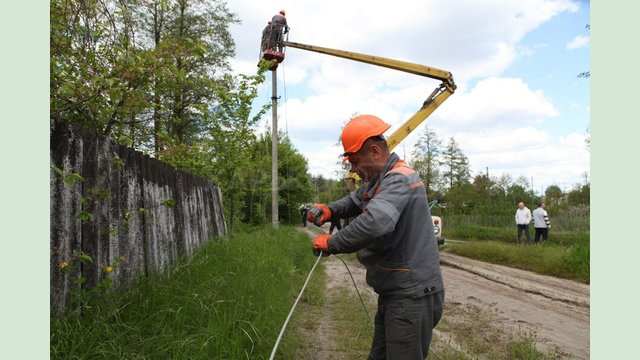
[
  {"left": 307, "top": 114, "right": 444, "bottom": 359},
  {"left": 270, "top": 10, "right": 288, "bottom": 51}
]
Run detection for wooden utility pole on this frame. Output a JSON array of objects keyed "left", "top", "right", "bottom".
[{"left": 271, "top": 70, "right": 279, "bottom": 228}]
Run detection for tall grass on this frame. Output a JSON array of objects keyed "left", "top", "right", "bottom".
[{"left": 50, "top": 226, "right": 324, "bottom": 359}]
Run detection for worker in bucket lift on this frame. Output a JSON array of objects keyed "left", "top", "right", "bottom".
[
  {"left": 307, "top": 114, "right": 444, "bottom": 360},
  {"left": 261, "top": 21, "right": 272, "bottom": 51},
  {"left": 270, "top": 10, "right": 288, "bottom": 52}
]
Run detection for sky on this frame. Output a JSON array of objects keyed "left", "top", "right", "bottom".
[{"left": 226, "top": 0, "right": 590, "bottom": 193}]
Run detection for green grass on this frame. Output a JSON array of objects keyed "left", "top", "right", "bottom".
[
  {"left": 50, "top": 226, "right": 324, "bottom": 359},
  {"left": 443, "top": 241, "right": 589, "bottom": 283}
]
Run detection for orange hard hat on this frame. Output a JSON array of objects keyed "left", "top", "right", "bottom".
[
  {"left": 279, "top": 10, "right": 286, "bottom": 15},
  {"left": 341, "top": 114, "right": 391, "bottom": 155}
]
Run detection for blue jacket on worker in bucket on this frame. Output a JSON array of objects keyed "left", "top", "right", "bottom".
[{"left": 325, "top": 153, "right": 444, "bottom": 298}]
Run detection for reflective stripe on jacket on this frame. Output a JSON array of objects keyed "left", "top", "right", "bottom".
[{"left": 327, "top": 153, "right": 444, "bottom": 298}]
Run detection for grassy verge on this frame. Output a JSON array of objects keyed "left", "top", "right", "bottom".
[
  {"left": 442, "top": 223, "right": 589, "bottom": 283},
  {"left": 51, "top": 226, "right": 324, "bottom": 359},
  {"left": 442, "top": 240, "right": 589, "bottom": 283}
]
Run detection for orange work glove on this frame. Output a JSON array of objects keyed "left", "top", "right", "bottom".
[
  {"left": 307, "top": 204, "right": 332, "bottom": 227},
  {"left": 313, "top": 234, "right": 332, "bottom": 257}
]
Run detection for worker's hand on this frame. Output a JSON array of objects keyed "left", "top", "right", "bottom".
[
  {"left": 307, "top": 204, "right": 332, "bottom": 227},
  {"left": 312, "top": 234, "right": 331, "bottom": 257}
]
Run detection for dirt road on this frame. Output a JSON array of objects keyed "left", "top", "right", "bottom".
[
  {"left": 439, "top": 252, "right": 589, "bottom": 359},
  {"left": 296, "top": 227, "right": 589, "bottom": 359}
]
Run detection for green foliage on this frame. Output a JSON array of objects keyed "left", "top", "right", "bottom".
[
  {"left": 51, "top": 226, "right": 322, "bottom": 359},
  {"left": 56, "top": 250, "right": 125, "bottom": 315},
  {"left": 50, "top": 0, "right": 240, "bottom": 149},
  {"left": 239, "top": 132, "right": 315, "bottom": 227},
  {"left": 561, "top": 243, "right": 590, "bottom": 282},
  {"left": 51, "top": 165, "right": 85, "bottom": 186},
  {"left": 76, "top": 211, "right": 93, "bottom": 222},
  {"left": 160, "top": 198, "right": 176, "bottom": 209}
]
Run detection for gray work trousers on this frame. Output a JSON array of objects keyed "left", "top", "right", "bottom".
[{"left": 368, "top": 290, "right": 445, "bottom": 360}]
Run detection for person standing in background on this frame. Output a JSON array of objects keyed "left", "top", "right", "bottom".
[
  {"left": 515, "top": 201, "right": 532, "bottom": 245},
  {"left": 532, "top": 202, "right": 551, "bottom": 243}
]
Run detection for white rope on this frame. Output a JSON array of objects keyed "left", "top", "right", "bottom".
[{"left": 269, "top": 252, "right": 324, "bottom": 360}]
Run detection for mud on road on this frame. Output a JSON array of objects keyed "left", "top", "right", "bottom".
[{"left": 296, "top": 226, "right": 589, "bottom": 359}]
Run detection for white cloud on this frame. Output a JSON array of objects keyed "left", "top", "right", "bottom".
[
  {"left": 433, "top": 77, "right": 558, "bottom": 129},
  {"left": 566, "top": 35, "right": 590, "bottom": 50}
]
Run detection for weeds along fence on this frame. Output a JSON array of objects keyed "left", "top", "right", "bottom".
[{"left": 50, "top": 121, "right": 227, "bottom": 314}]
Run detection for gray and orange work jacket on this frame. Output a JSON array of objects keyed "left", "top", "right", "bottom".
[{"left": 326, "top": 153, "right": 444, "bottom": 298}]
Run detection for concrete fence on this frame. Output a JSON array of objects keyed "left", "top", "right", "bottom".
[{"left": 50, "top": 121, "right": 227, "bottom": 314}]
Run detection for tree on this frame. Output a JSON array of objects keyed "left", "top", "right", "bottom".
[
  {"left": 158, "top": 67, "right": 270, "bottom": 230},
  {"left": 410, "top": 125, "right": 443, "bottom": 201},
  {"left": 50, "top": 0, "right": 152, "bottom": 136},
  {"left": 276, "top": 136, "right": 315, "bottom": 224},
  {"left": 545, "top": 185, "right": 564, "bottom": 206},
  {"left": 160, "top": 0, "right": 239, "bottom": 144},
  {"left": 568, "top": 183, "right": 590, "bottom": 206},
  {"left": 508, "top": 176, "right": 530, "bottom": 207},
  {"left": 50, "top": 0, "right": 240, "bottom": 155},
  {"left": 441, "top": 137, "right": 471, "bottom": 189}
]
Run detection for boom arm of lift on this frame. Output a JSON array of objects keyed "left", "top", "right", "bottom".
[{"left": 281, "top": 40, "right": 457, "bottom": 151}]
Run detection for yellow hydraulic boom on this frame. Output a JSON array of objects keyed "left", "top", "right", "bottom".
[{"left": 281, "top": 41, "right": 457, "bottom": 151}]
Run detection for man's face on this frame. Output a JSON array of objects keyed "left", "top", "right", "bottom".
[
  {"left": 518, "top": 202, "right": 524, "bottom": 209},
  {"left": 345, "top": 147, "right": 377, "bottom": 182}
]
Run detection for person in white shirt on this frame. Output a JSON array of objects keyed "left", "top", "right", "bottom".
[
  {"left": 532, "top": 202, "right": 551, "bottom": 243},
  {"left": 514, "top": 202, "right": 532, "bottom": 245}
]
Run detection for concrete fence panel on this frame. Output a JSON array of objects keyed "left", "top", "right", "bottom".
[{"left": 50, "top": 121, "right": 226, "bottom": 313}]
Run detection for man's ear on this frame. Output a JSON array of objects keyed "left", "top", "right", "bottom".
[{"left": 369, "top": 143, "right": 381, "bottom": 159}]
